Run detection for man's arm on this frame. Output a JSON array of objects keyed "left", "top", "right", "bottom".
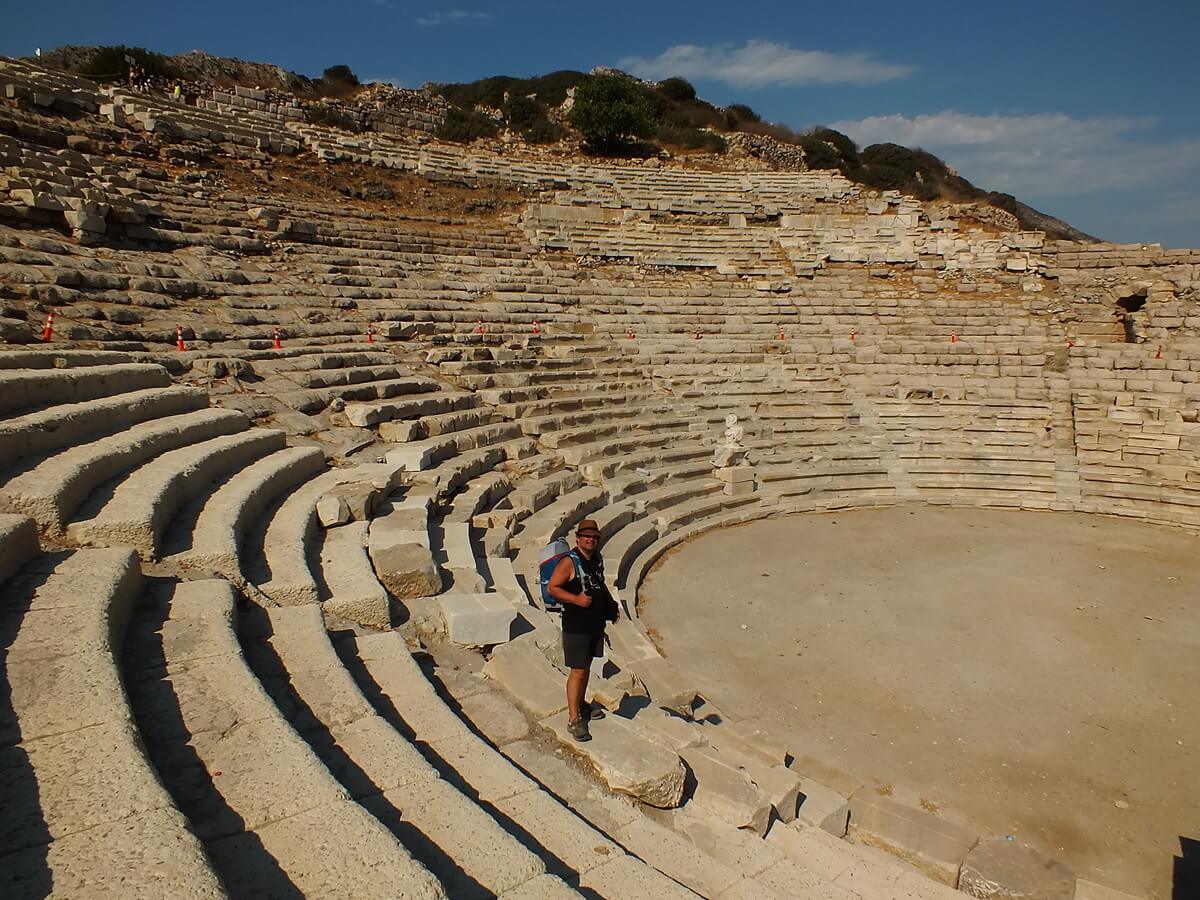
[{"left": 547, "top": 555, "right": 591, "bottom": 607}]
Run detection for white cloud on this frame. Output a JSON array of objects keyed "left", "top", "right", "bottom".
[
  {"left": 415, "top": 9, "right": 491, "bottom": 26},
  {"left": 829, "top": 110, "right": 1200, "bottom": 197},
  {"left": 619, "top": 40, "right": 915, "bottom": 88}
]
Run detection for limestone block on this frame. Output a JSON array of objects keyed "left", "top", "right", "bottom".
[
  {"left": 680, "top": 746, "right": 773, "bottom": 835},
  {"left": 369, "top": 540, "right": 442, "bottom": 599},
  {"left": 379, "top": 419, "right": 424, "bottom": 442},
  {"left": 440, "top": 592, "right": 517, "bottom": 646},
  {"left": 958, "top": 839, "right": 1075, "bottom": 900},
  {"left": 625, "top": 656, "right": 699, "bottom": 714},
  {"left": 795, "top": 777, "right": 851, "bottom": 835},
  {"left": 0, "top": 515, "right": 39, "bottom": 585},
  {"left": 385, "top": 443, "right": 435, "bottom": 472},
  {"left": 543, "top": 711, "right": 686, "bottom": 809},
  {"left": 848, "top": 788, "right": 979, "bottom": 886},
  {"left": 482, "top": 635, "right": 567, "bottom": 718},
  {"left": 747, "top": 764, "right": 803, "bottom": 824},
  {"left": 316, "top": 494, "right": 352, "bottom": 528},
  {"left": 714, "top": 466, "right": 755, "bottom": 483},
  {"left": 625, "top": 706, "right": 708, "bottom": 751},
  {"left": 329, "top": 482, "right": 381, "bottom": 521}
]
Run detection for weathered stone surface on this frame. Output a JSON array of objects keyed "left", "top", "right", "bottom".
[
  {"left": 847, "top": 788, "right": 978, "bottom": 885},
  {"left": 680, "top": 746, "right": 773, "bottom": 835},
  {"left": 439, "top": 592, "right": 517, "bottom": 645},
  {"left": 959, "top": 838, "right": 1075, "bottom": 900},
  {"left": 482, "top": 635, "right": 567, "bottom": 719},
  {"left": 543, "top": 711, "right": 686, "bottom": 809},
  {"left": 316, "top": 493, "right": 352, "bottom": 527},
  {"left": 369, "top": 540, "right": 442, "bottom": 599}
]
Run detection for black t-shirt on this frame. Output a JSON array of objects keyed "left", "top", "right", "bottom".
[{"left": 561, "top": 549, "right": 615, "bottom": 635}]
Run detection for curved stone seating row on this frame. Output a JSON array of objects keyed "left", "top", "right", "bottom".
[
  {"left": 124, "top": 578, "right": 444, "bottom": 898},
  {"left": 0, "top": 57, "right": 104, "bottom": 113},
  {"left": 106, "top": 89, "right": 301, "bottom": 154},
  {"left": 2, "top": 542, "right": 226, "bottom": 897}
]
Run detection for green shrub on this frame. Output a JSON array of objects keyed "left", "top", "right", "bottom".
[
  {"left": 657, "top": 125, "right": 726, "bottom": 153},
  {"left": 725, "top": 103, "right": 761, "bottom": 125},
  {"left": 437, "top": 106, "right": 501, "bottom": 143},
  {"left": 81, "top": 46, "right": 178, "bottom": 82},
  {"left": 303, "top": 104, "right": 363, "bottom": 133},
  {"left": 322, "top": 65, "right": 359, "bottom": 87},
  {"left": 433, "top": 70, "right": 588, "bottom": 111},
  {"left": 568, "top": 74, "right": 660, "bottom": 152},
  {"left": 521, "top": 117, "right": 566, "bottom": 144},
  {"left": 502, "top": 94, "right": 544, "bottom": 130},
  {"left": 657, "top": 77, "right": 697, "bottom": 103}
]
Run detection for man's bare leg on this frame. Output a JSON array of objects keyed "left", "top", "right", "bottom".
[{"left": 567, "top": 668, "right": 590, "bottom": 722}]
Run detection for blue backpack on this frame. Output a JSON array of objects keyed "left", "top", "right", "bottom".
[{"left": 538, "top": 539, "right": 571, "bottom": 613}]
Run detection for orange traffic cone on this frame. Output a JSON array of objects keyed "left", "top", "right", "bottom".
[
  {"left": 951, "top": 332, "right": 958, "bottom": 343},
  {"left": 626, "top": 325, "right": 635, "bottom": 340},
  {"left": 531, "top": 320, "right": 540, "bottom": 335},
  {"left": 41, "top": 310, "right": 55, "bottom": 342},
  {"left": 176, "top": 325, "right": 185, "bottom": 351},
  {"left": 367, "top": 323, "right": 375, "bottom": 343},
  {"left": 1155, "top": 346, "right": 1162, "bottom": 360},
  {"left": 475, "top": 319, "right": 484, "bottom": 334},
  {"left": 778, "top": 326, "right": 785, "bottom": 341},
  {"left": 850, "top": 328, "right": 857, "bottom": 342},
  {"left": 273, "top": 326, "right": 282, "bottom": 349}
]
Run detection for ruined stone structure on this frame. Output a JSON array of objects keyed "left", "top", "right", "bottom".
[{"left": 1, "top": 55, "right": 1195, "bottom": 899}]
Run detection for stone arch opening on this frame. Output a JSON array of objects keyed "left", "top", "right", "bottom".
[{"left": 1117, "top": 294, "right": 1147, "bottom": 343}]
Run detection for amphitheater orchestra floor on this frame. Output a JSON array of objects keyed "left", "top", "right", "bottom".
[{"left": 638, "top": 506, "right": 1199, "bottom": 899}]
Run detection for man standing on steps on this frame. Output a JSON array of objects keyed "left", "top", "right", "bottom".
[{"left": 547, "top": 518, "right": 619, "bottom": 742}]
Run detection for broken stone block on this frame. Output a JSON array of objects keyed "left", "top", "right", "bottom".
[
  {"left": 439, "top": 592, "right": 517, "bottom": 646},
  {"left": 329, "top": 482, "right": 381, "bottom": 521},
  {"left": 482, "top": 634, "right": 567, "bottom": 719},
  {"left": 379, "top": 419, "right": 425, "bottom": 442},
  {"left": 317, "top": 493, "right": 352, "bottom": 528},
  {"left": 958, "top": 839, "right": 1075, "bottom": 900},
  {"left": 850, "top": 787, "right": 981, "bottom": 887},
  {"left": 747, "top": 764, "right": 803, "bottom": 824},
  {"left": 544, "top": 711, "right": 686, "bottom": 809},
  {"left": 369, "top": 540, "right": 442, "bottom": 599},
  {"left": 625, "top": 656, "right": 699, "bottom": 714},
  {"left": 680, "top": 746, "right": 773, "bottom": 835}
]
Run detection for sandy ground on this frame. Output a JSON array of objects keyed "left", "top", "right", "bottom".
[{"left": 639, "top": 507, "right": 1200, "bottom": 899}]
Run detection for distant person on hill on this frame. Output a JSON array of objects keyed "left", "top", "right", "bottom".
[{"left": 547, "top": 518, "right": 620, "bottom": 742}]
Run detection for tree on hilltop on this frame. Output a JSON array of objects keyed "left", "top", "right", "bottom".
[{"left": 568, "top": 74, "right": 659, "bottom": 152}]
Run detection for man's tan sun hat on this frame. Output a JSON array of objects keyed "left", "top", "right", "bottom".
[{"left": 575, "top": 519, "right": 601, "bottom": 537}]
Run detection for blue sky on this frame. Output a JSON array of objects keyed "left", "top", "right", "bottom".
[{"left": 4, "top": 0, "right": 1199, "bottom": 246}]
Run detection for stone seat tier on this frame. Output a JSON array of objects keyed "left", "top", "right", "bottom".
[
  {"left": 280, "top": 373, "right": 440, "bottom": 415},
  {"left": 67, "top": 428, "right": 286, "bottom": 559},
  {"left": 2, "top": 547, "right": 226, "bottom": 897},
  {"left": 510, "top": 484, "right": 609, "bottom": 553},
  {"left": 248, "top": 605, "right": 570, "bottom": 896},
  {"left": 383, "top": 420, "right": 525, "bottom": 471},
  {"left": 0, "top": 384, "right": 210, "bottom": 480},
  {"left": 478, "top": 379, "right": 654, "bottom": 409},
  {"left": 412, "top": 439, "right": 539, "bottom": 499},
  {"left": 0, "top": 406, "right": 248, "bottom": 534},
  {"left": 0, "top": 363, "right": 171, "bottom": 416},
  {"left": 168, "top": 446, "right": 327, "bottom": 578},
  {"left": 123, "top": 579, "right": 444, "bottom": 898},
  {"left": 345, "top": 389, "right": 477, "bottom": 428},
  {"left": 347, "top": 629, "right": 715, "bottom": 895},
  {"left": 249, "top": 463, "right": 401, "bottom": 607},
  {"left": 318, "top": 521, "right": 392, "bottom": 628}
]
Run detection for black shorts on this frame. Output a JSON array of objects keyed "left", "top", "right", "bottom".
[{"left": 562, "top": 631, "right": 604, "bottom": 670}]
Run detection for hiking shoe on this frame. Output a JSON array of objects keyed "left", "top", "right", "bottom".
[
  {"left": 581, "top": 701, "right": 606, "bottom": 721},
  {"left": 567, "top": 717, "right": 592, "bottom": 742}
]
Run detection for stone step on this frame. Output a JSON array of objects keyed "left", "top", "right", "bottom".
[
  {"left": 319, "top": 521, "right": 392, "bottom": 628},
  {"left": 169, "top": 445, "right": 327, "bottom": 578},
  {"left": 511, "top": 485, "right": 608, "bottom": 552},
  {"left": 124, "top": 579, "right": 445, "bottom": 898},
  {"left": 67, "top": 428, "right": 287, "bottom": 559},
  {"left": 0, "top": 385, "right": 210, "bottom": 465},
  {"left": 250, "top": 605, "right": 562, "bottom": 897},
  {"left": 0, "top": 514, "right": 39, "bottom": 585},
  {"left": 254, "top": 464, "right": 403, "bottom": 606},
  {"left": 2, "top": 547, "right": 226, "bottom": 896},
  {"left": 0, "top": 363, "right": 171, "bottom": 416},
  {"left": 346, "top": 389, "right": 478, "bottom": 428},
  {"left": 0, "top": 407, "right": 249, "bottom": 534}
]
